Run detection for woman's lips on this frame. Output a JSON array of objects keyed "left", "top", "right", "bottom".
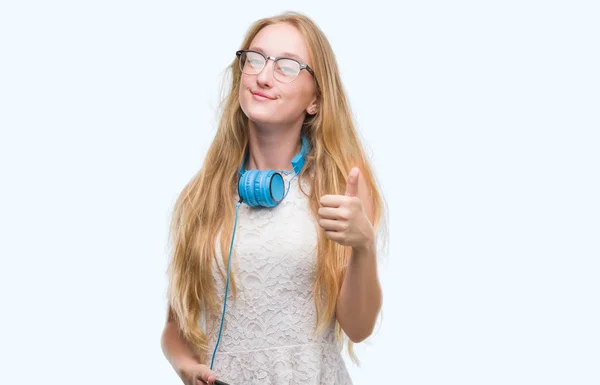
[{"left": 251, "top": 90, "right": 276, "bottom": 100}]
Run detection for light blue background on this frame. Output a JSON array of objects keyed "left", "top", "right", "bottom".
[{"left": 1, "top": 1, "right": 598, "bottom": 384}]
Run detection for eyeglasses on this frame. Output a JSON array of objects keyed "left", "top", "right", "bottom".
[{"left": 236, "top": 50, "right": 315, "bottom": 83}]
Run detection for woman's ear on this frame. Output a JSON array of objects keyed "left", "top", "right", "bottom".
[{"left": 306, "top": 101, "right": 319, "bottom": 115}]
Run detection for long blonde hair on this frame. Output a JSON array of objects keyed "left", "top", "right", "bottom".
[{"left": 167, "top": 11, "right": 386, "bottom": 364}]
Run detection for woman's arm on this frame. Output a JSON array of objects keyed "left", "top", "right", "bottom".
[
  {"left": 336, "top": 242, "right": 382, "bottom": 343},
  {"left": 333, "top": 170, "right": 383, "bottom": 342},
  {"left": 161, "top": 308, "right": 200, "bottom": 378},
  {"left": 161, "top": 308, "right": 217, "bottom": 384}
]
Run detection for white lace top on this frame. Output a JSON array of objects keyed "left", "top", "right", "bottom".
[{"left": 203, "top": 173, "right": 353, "bottom": 385}]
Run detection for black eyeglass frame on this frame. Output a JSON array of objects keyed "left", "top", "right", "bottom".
[{"left": 235, "top": 49, "right": 316, "bottom": 81}]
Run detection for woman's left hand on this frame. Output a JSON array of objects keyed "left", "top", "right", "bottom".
[{"left": 318, "top": 167, "right": 375, "bottom": 251}]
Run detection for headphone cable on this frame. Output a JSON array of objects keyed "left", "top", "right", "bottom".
[{"left": 210, "top": 198, "right": 242, "bottom": 370}]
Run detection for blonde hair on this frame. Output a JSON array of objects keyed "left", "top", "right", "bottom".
[{"left": 167, "top": 11, "right": 387, "bottom": 364}]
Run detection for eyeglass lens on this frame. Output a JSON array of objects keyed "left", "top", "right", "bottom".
[{"left": 239, "top": 51, "right": 301, "bottom": 82}]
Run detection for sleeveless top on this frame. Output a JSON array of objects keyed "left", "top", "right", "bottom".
[{"left": 203, "top": 173, "right": 353, "bottom": 385}]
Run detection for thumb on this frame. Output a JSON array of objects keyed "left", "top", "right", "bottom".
[
  {"left": 345, "top": 167, "right": 360, "bottom": 197},
  {"left": 196, "top": 368, "right": 217, "bottom": 384}
]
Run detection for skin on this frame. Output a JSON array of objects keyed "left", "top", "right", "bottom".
[
  {"left": 162, "top": 22, "right": 382, "bottom": 385},
  {"left": 239, "top": 22, "right": 319, "bottom": 173},
  {"left": 320, "top": 167, "right": 383, "bottom": 344}
]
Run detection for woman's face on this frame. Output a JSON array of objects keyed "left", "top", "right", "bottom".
[{"left": 238, "top": 22, "right": 318, "bottom": 130}]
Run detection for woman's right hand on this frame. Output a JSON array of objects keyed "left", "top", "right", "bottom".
[{"left": 180, "top": 363, "right": 219, "bottom": 385}]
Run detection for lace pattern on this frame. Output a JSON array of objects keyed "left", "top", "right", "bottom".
[{"left": 204, "top": 174, "right": 353, "bottom": 384}]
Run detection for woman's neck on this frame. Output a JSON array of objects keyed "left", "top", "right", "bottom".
[{"left": 245, "top": 123, "right": 303, "bottom": 172}]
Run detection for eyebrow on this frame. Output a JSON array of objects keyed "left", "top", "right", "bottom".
[{"left": 249, "top": 47, "right": 307, "bottom": 63}]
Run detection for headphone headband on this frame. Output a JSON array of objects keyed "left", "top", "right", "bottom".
[{"left": 291, "top": 135, "right": 310, "bottom": 175}]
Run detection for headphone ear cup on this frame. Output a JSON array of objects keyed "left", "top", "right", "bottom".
[
  {"left": 269, "top": 173, "right": 284, "bottom": 205},
  {"left": 241, "top": 170, "right": 260, "bottom": 207},
  {"left": 254, "top": 170, "right": 267, "bottom": 207},
  {"left": 238, "top": 170, "right": 285, "bottom": 208},
  {"left": 255, "top": 170, "right": 276, "bottom": 207}
]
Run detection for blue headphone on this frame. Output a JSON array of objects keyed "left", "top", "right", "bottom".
[
  {"left": 237, "top": 135, "right": 310, "bottom": 207},
  {"left": 210, "top": 135, "right": 310, "bottom": 375}
]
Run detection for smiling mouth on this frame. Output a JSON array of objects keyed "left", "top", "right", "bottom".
[{"left": 251, "top": 91, "right": 275, "bottom": 100}]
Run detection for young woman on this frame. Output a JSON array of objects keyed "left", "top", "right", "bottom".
[{"left": 161, "top": 11, "right": 387, "bottom": 385}]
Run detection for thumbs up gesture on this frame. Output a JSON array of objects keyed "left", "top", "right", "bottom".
[{"left": 318, "top": 167, "right": 375, "bottom": 250}]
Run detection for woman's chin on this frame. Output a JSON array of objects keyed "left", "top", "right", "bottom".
[{"left": 243, "top": 108, "right": 279, "bottom": 127}]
